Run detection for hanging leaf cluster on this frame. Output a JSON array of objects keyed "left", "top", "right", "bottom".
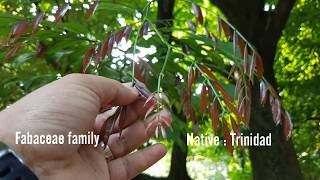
[
  {"left": 182, "top": 3, "right": 293, "bottom": 154},
  {"left": 1, "top": 1, "right": 293, "bottom": 153}
]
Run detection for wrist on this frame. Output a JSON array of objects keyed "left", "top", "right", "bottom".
[
  {"left": 0, "top": 142, "right": 38, "bottom": 180},
  {"left": 0, "top": 109, "right": 40, "bottom": 179},
  {"left": 0, "top": 110, "right": 18, "bottom": 156},
  {"left": 0, "top": 109, "right": 23, "bottom": 162},
  {"left": 0, "top": 109, "right": 11, "bottom": 146}
]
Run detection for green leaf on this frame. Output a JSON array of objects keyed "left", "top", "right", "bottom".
[
  {"left": 96, "top": 2, "right": 135, "bottom": 15},
  {"left": 14, "top": 52, "right": 35, "bottom": 64},
  {"left": 60, "top": 22, "right": 89, "bottom": 35}
]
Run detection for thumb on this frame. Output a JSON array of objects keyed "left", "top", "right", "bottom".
[{"left": 62, "top": 74, "right": 139, "bottom": 110}]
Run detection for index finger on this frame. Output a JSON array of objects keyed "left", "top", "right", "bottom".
[{"left": 63, "top": 74, "right": 139, "bottom": 109}]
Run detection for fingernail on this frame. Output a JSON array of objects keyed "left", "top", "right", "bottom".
[{"left": 156, "top": 144, "right": 167, "bottom": 156}]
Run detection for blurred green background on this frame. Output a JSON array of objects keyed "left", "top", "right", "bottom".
[{"left": 0, "top": 0, "right": 319, "bottom": 179}]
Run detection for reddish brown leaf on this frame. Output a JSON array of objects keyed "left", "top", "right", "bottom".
[
  {"left": 123, "top": 25, "right": 133, "bottom": 41},
  {"left": 234, "top": 76, "right": 242, "bottom": 104},
  {"left": 211, "top": 100, "right": 219, "bottom": 135},
  {"left": 192, "top": 3, "right": 204, "bottom": 25},
  {"left": 134, "top": 64, "right": 145, "bottom": 84},
  {"left": 259, "top": 81, "right": 268, "bottom": 105},
  {"left": 95, "top": 45, "right": 102, "bottom": 65},
  {"left": 99, "top": 107, "right": 122, "bottom": 144},
  {"left": 237, "top": 89, "right": 245, "bottom": 115},
  {"left": 274, "top": 98, "right": 281, "bottom": 125},
  {"left": 5, "top": 44, "right": 21, "bottom": 60},
  {"left": 237, "top": 36, "right": 245, "bottom": 57},
  {"left": 55, "top": 4, "right": 69, "bottom": 23},
  {"left": 81, "top": 47, "right": 95, "bottom": 73},
  {"left": 204, "top": 27, "right": 211, "bottom": 38},
  {"left": 230, "top": 116, "right": 242, "bottom": 148},
  {"left": 155, "top": 93, "right": 170, "bottom": 109},
  {"left": 218, "top": 18, "right": 231, "bottom": 40},
  {"left": 187, "top": 66, "right": 195, "bottom": 93},
  {"left": 199, "top": 64, "right": 233, "bottom": 102},
  {"left": 199, "top": 64, "right": 217, "bottom": 81},
  {"left": 10, "top": 20, "right": 28, "bottom": 41},
  {"left": 269, "top": 94, "right": 274, "bottom": 105},
  {"left": 144, "top": 93, "right": 156, "bottom": 107},
  {"left": 249, "top": 52, "right": 256, "bottom": 82},
  {"left": 222, "top": 119, "right": 233, "bottom": 155},
  {"left": 213, "top": 81, "right": 233, "bottom": 103},
  {"left": 194, "top": 67, "right": 200, "bottom": 80},
  {"left": 182, "top": 44, "right": 190, "bottom": 53},
  {"left": 36, "top": 42, "right": 47, "bottom": 58},
  {"left": 228, "top": 65, "right": 236, "bottom": 79},
  {"left": 137, "top": 57, "right": 152, "bottom": 83},
  {"left": 32, "top": 13, "right": 44, "bottom": 33},
  {"left": 230, "top": 116, "right": 239, "bottom": 135},
  {"left": 183, "top": 94, "right": 192, "bottom": 119},
  {"left": 244, "top": 81, "right": 252, "bottom": 125},
  {"left": 186, "top": 20, "right": 196, "bottom": 33},
  {"left": 211, "top": 35, "right": 217, "bottom": 50},
  {"left": 217, "top": 16, "right": 222, "bottom": 38},
  {"left": 99, "top": 38, "right": 110, "bottom": 59},
  {"left": 224, "top": 99, "right": 243, "bottom": 123},
  {"left": 200, "top": 85, "right": 209, "bottom": 115},
  {"left": 243, "top": 43, "right": 248, "bottom": 74},
  {"left": 235, "top": 77, "right": 242, "bottom": 94},
  {"left": 271, "top": 98, "right": 277, "bottom": 123},
  {"left": 118, "top": 106, "right": 127, "bottom": 136},
  {"left": 233, "top": 30, "right": 238, "bottom": 56},
  {"left": 134, "top": 79, "right": 150, "bottom": 98},
  {"left": 270, "top": 96, "right": 281, "bottom": 125},
  {"left": 87, "top": 0, "right": 99, "bottom": 17},
  {"left": 160, "top": 112, "right": 172, "bottom": 128},
  {"left": 267, "top": 83, "right": 279, "bottom": 98},
  {"left": 144, "top": 104, "right": 156, "bottom": 121},
  {"left": 115, "top": 28, "right": 125, "bottom": 44},
  {"left": 282, "top": 110, "right": 292, "bottom": 140},
  {"left": 143, "top": 21, "right": 149, "bottom": 35},
  {"left": 193, "top": 119, "right": 199, "bottom": 135},
  {"left": 139, "top": 21, "right": 148, "bottom": 37},
  {"left": 107, "top": 34, "right": 115, "bottom": 56},
  {"left": 99, "top": 37, "right": 109, "bottom": 61},
  {"left": 253, "top": 52, "right": 264, "bottom": 80}
]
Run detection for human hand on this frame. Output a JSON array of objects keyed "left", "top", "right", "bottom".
[{"left": 0, "top": 74, "right": 171, "bottom": 180}]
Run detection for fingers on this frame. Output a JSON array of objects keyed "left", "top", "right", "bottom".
[
  {"left": 108, "top": 144, "right": 167, "bottom": 180},
  {"left": 112, "top": 98, "right": 151, "bottom": 132},
  {"left": 94, "top": 98, "right": 150, "bottom": 134},
  {"left": 107, "top": 119, "right": 152, "bottom": 158},
  {"left": 108, "top": 121, "right": 150, "bottom": 159},
  {"left": 107, "top": 109, "right": 171, "bottom": 158},
  {"left": 62, "top": 74, "right": 139, "bottom": 108}
]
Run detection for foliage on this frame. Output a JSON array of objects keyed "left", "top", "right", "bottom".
[
  {"left": 0, "top": 0, "right": 318, "bottom": 179},
  {"left": 275, "top": 0, "right": 320, "bottom": 178}
]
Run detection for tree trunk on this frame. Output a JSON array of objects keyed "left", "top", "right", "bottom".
[
  {"left": 249, "top": 83, "right": 303, "bottom": 180},
  {"left": 210, "top": 0, "right": 303, "bottom": 179},
  {"left": 167, "top": 108, "right": 191, "bottom": 180}
]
